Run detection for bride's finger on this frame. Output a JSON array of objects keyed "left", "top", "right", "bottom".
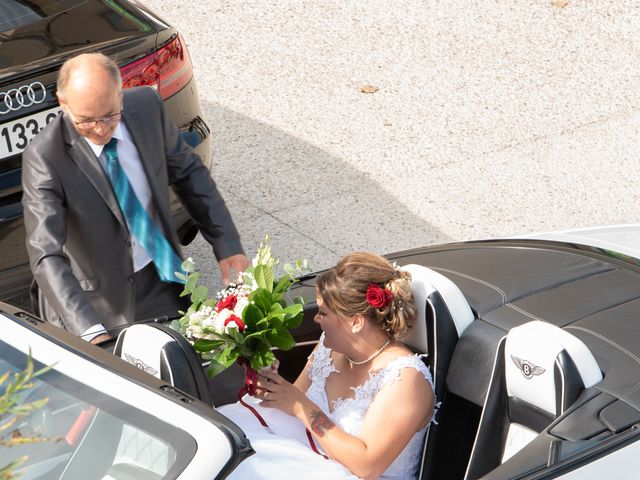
[{"left": 258, "top": 370, "right": 279, "bottom": 384}]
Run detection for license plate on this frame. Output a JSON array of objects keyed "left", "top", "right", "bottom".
[{"left": 0, "top": 107, "right": 62, "bottom": 160}]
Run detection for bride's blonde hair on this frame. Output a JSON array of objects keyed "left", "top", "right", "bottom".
[{"left": 316, "top": 252, "right": 416, "bottom": 339}]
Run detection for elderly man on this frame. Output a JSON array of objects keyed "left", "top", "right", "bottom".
[{"left": 22, "top": 53, "right": 249, "bottom": 344}]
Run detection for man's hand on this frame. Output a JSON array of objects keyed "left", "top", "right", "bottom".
[
  {"left": 89, "top": 333, "right": 113, "bottom": 345},
  {"left": 218, "top": 253, "right": 251, "bottom": 285}
]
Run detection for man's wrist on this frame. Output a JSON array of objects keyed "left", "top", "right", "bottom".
[{"left": 89, "top": 333, "right": 114, "bottom": 345}]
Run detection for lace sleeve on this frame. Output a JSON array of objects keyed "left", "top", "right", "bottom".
[
  {"left": 348, "top": 354, "right": 438, "bottom": 424},
  {"left": 306, "top": 333, "right": 339, "bottom": 411},
  {"left": 309, "top": 332, "right": 339, "bottom": 383}
]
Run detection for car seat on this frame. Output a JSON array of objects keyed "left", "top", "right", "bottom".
[
  {"left": 463, "top": 320, "right": 603, "bottom": 479},
  {"left": 402, "top": 263, "right": 475, "bottom": 479},
  {"left": 113, "top": 323, "right": 213, "bottom": 405}
]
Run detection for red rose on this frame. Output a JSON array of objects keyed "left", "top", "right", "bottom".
[
  {"left": 216, "top": 294, "right": 238, "bottom": 312},
  {"left": 224, "top": 314, "right": 246, "bottom": 332},
  {"left": 366, "top": 284, "right": 394, "bottom": 308}
]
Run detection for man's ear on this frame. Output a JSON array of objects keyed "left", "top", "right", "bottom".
[
  {"left": 350, "top": 314, "right": 366, "bottom": 334},
  {"left": 56, "top": 93, "right": 68, "bottom": 113}
]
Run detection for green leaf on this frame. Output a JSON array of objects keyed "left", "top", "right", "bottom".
[
  {"left": 283, "top": 303, "right": 303, "bottom": 316},
  {"left": 250, "top": 344, "right": 276, "bottom": 371},
  {"left": 282, "top": 304, "right": 303, "bottom": 329},
  {"left": 193, "top": 339, "right": 225, "bottom": 352},
  {"left": 228, "top": 328, "right": 245, "bottom": 345},
  {"left": 264, "top": 313, "right": 284, "bottom": 329},
  {"left": 267, "top": 327, "right": 295, "bottom": 350},
  {"left": 253, "top": 264, "right": 274, "bottom": 292},
  {"left": 273, "top": 275, "right": 291, "bottom": 295},
  {"left": 251, "top": 319, "right": 268, "bottom": 333},
  {"left": 190, "top": 285, "right": 209, "bottom": 304},
  {"left": 293, "top": 296, "right": 306, "bottom": 305},
  {"left": 0, "top": 455, "right": 28, "bottom": 477},
  {"left": 269, "top": 302, "right": 283, "bottom": 313},
  {"left": 284, "top": 312, "right": 303, "bottom": 330},
  {"left": 207, "top": 357, "right": 236, "bottom": 377},
  {"left": 216, "top": 345, "right": 237, "bottom": 364},
  {"left": 243, "top": 303, "right": 264, "bottom": 329},
  {"left": 184, "top": 271, "right": 201, "bottom": 294},
  {"left": 250, "top": 288, "right": 273, "bottom": 314},
  {"left": 243, "top": 330, "right": 268, "bottom": 342}
]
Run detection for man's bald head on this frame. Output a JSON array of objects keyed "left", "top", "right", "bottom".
[
  {"left": 56, "top": 53, "right": 124, "bottom": 145},
  {"left": 57, "top": 53, "right": 122, "bottom": 101}
]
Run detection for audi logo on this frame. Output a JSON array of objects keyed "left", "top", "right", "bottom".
[{"left": 0, "top": 81, "right": 48, "bottom": 115}]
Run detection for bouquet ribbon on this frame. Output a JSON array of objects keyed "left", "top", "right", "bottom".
[{"left": 236, "top": 359, "right": 328, "bottom": 459}]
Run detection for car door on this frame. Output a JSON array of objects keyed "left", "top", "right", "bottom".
[{"left": 0, "top": 309, "right": 252, "bottom": 479}]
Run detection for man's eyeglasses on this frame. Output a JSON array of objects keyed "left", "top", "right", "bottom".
[{"left": 72, "top": 111, "right": 123, "bottom": 128}]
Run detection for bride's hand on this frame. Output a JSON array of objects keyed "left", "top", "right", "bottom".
[{"left": 255, "top": 368, "right": 307, "bottom": 416}]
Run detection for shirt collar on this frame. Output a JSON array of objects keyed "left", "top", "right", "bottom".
[{"left": 84, "top": 121, "right": 125, "bottom": 159}]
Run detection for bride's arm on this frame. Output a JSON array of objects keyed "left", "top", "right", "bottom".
[{"left": 257, "top": 366, "right": 434, "bottom": 480}]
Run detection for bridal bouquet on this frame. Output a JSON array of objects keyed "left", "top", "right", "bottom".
[{"left": 177, "top": 237, "right": 308, "bottom": 383}]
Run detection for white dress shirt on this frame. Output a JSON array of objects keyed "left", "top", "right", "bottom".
[{"left": 81, "top": 121, "right": 163, "bottom": 341}]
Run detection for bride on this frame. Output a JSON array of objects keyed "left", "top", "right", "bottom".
[{"left": 218, "top": 252, "right": 436, "bottom": 480}]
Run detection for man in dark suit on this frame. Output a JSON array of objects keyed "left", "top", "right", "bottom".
[{"left": 22, "top": 53, "right": 249, "bottom": 345}]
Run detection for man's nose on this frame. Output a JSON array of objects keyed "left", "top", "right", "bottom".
[{"left": 93, "top": 120, "right": 110, "bottom": 134}]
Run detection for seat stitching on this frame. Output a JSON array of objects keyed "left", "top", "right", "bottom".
[
  {"left": 566, "top": 325, "right": 640, "bottom": 398},
  {"left": 506, "top": 303, "right": 545, "bottom": 322},
  {"left": 430, "top": 266, "right": 507, "bottom": 305}
]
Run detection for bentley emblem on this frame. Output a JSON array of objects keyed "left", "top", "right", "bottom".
[
  {"left": 124, "top": 353, "right": 158, "bottom": 376},
  {"left": 511, "top": 355, "right": 545, "bottom": 379},
  {"left": 0, "top": 81, "right": 48, "bottom": 115}
]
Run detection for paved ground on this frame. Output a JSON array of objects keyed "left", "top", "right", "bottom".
[{"left": 152, "top": 0, "right": 640, "bottom": 291}]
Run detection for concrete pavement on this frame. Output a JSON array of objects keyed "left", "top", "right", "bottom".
[{"left": 150, "top": 1, "right": 640, "bottom": 290}]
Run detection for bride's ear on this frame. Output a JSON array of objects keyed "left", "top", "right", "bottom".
[{"left": 350, "top": 314, "right": 366, "bottom": 334}]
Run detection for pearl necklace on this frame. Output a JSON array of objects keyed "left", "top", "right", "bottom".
[{"left": 347, "top": 339, "right": 392, "bottom": 366}]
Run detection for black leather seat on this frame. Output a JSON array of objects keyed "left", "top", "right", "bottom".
[
  {"left": 114, "top": 323, "right": 213, "bottom": 405},
  {"left": 463, "top": 320, "right": 602, "bottom": 479},
  {"left": 402, "top": 264, "right": 475, "bottom": 480}
]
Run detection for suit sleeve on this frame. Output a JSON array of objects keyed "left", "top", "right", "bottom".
[
  {"left": 153, "top": 90, "right": 245, "bottom": 260},
  {"left": 21, "top": 131, "right": 103, "bottom": 335}
]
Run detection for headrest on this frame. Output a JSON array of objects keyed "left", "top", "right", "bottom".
[
  {"left": 115, "top": 324, "right": 173, "bottom": 380},
  {"left": 402, "top": 264, "right": 474, "bottom": 353},
  {"left": 505, "top": 321, "right": 602, "bottom": 415}
]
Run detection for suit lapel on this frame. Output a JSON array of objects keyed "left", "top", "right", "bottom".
[{"left": 63, "top": 114, "right": 128, "bottom": 229}]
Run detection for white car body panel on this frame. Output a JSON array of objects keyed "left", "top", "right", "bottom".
[
  {"left": 557, "top": 440, "right": 640, "bottom": 479},
  {"left": 511, "top": 224, "right": 640, "bottom": 260},
  {"left": 0, "top": 313, "right": 234, "bottom": 478}
]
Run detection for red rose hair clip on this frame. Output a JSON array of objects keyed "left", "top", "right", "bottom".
[{"left": 366, "top": 283, "right": 394, "bottom": 308}]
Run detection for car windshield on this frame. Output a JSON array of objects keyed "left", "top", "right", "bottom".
[
  {"left": 0, "top": 0, "right": 87, "bottom": 32},
  {"left": 0, "top": 339, "right": 196, "bottom": 479}
]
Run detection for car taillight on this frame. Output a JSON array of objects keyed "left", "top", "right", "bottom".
[{"left": 120, "top": 34, "right": 193, "bottom": 99}]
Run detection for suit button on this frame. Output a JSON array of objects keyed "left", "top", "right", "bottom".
[
  {"left": 128, "top": 276, "right": 134, "bottom": 284},
  {"left": 125, "top": 239, "right": 132, "bottom": 247}
]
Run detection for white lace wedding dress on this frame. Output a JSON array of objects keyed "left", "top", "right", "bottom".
[{"left": 217, "top": 334, "right": 435, "bottom": 480}]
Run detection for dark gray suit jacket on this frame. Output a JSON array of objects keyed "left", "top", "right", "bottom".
[{"left": 22, "top": 87, "right": 243, "bottom": 335}]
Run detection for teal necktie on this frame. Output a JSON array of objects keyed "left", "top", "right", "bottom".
[{"left": 103, "top": 138, "right": 184, "bottom": 283}]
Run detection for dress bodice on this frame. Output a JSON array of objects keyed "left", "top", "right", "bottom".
[{"left": 305, "top": 333, "right": 435, "bottom": 480}]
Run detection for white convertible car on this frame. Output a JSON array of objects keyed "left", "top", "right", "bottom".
[{"left": 1, "top": 224, "right": 640, "bottom": 479}]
